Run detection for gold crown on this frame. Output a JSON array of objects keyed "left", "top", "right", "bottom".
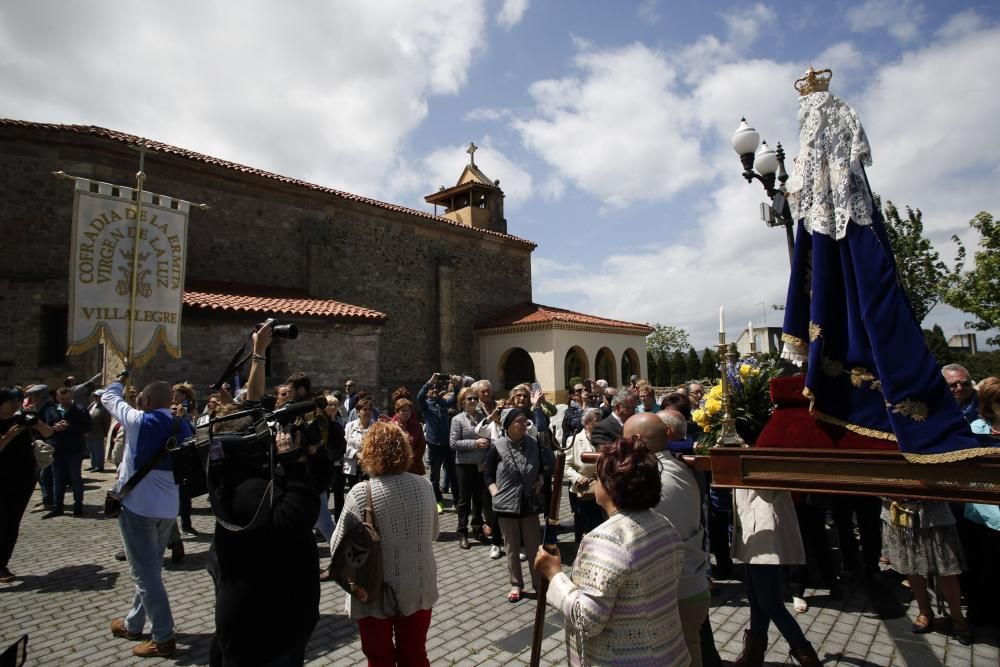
[{"left": 794, "top": 67, "right": 832, "bottom": 96}]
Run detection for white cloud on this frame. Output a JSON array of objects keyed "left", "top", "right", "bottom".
[
  {"left": 513, "top": 43, "right": 710, "bottom": 207},
  {"left": 846, "top": 0, "right": 925, "bottom": 43},
  {"left": 935, "top": 9, "right": 984, "bottom": 41},
  {"left": 720, "top": 3, "right": 776, "bottom": 48},
  {"left": 497, "top": 0, "right": 529, "bottom": 29},
  {"left": 637, "top": 0, "right": 661, "bottom": 25},
  {"left": 464, "top": 107, "right": 511, "bottom": 122},
  {"left": 0, "top": 0, "right": 488, "bottom": 199}
]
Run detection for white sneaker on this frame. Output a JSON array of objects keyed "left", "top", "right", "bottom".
[{"left": 489, "top": 545, "right": 503, "bottom": 560}]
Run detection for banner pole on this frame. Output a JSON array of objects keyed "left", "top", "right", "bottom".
[{"left": 124, "top": 144, "right": 147, "bottom": 376}]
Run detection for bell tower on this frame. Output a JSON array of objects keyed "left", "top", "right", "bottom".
[{"left": 425, "top": 143, "right": 507, "bottom": 234}]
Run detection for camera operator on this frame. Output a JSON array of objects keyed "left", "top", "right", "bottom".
[
  {"left": 0, "top": 388, "right": 39, "bottom": 583},
  {"left": 208, "top": 322, "right": 332, "bottom": 667}
]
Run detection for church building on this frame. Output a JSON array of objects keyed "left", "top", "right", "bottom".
[{"left": 0, "top": 120, "right": 648, "bottom": 400}]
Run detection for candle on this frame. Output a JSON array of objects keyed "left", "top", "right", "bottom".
[
  {"left": 748, "top": 320, "right": 755, "bottom": 351},
  {"left": 719, "top": 306, "right": 725, "bottom": 333}
]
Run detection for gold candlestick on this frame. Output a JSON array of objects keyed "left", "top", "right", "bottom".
[{"left": 716, "top": 331, "right": 745, "bottom": 447}]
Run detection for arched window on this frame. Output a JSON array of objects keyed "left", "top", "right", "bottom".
[
  {"left": 620, "top": 348, "right": 640, "bottom": 385},
  {"left": 595, "top": 347, "right": 616, "bottom": 385},
  {"left": 499, "top": 347, "right": 536, "bottom": 390},
  {"left": 564, "top": 346, "right": 590, "bottom": 389}
]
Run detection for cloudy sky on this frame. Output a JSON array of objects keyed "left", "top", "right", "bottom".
[{"left": 2, "top": 0, "right": 998, "bottom": 349}]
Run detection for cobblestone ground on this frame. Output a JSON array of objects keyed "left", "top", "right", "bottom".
[{"left": 1, "top": 470, "right": 997, "bottom": 665}]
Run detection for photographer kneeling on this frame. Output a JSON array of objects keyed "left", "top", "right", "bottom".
[{"left": 208, "top": 322, "right": 332, "bottom": 666}]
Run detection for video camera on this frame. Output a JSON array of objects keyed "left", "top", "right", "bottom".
[{"left": 168, "top": 397, "right": 322, "bottom": 530}]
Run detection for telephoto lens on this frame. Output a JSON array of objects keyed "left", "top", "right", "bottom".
[{"left": 272, "top": 323, "right": 298, "bottom": 339}]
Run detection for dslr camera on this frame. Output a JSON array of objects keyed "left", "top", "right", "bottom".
[{"left": 255, "top": 318, "right": 298, "bottom": 340}]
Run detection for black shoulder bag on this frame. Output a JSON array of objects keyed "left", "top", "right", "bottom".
[{"left": 104, "top": 416, "right": 182, "bottom": 517}]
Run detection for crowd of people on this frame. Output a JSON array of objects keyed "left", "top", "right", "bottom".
[{"left": 1, "top": 342, "right": 998, "bottom": 665}]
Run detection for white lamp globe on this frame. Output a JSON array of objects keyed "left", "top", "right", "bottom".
[
  {"left": 754, "top": 140, "right": 779, "bottom": 175},
  {"left": 731, "top": 118, "right": 760, "bottom": 156}
]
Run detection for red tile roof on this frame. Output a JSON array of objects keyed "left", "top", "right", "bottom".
[
  {"left": 182, "top": 281, "right": 386, "bottom": 322},
  {"left": 476, "top": 302, "right": 653, "bottom": 334},
  {"left": 0, "top": 119, "right": 535, "bottom": 248}
]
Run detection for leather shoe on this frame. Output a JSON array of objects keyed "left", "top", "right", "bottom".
[
  {"left": 459, "top": 534, "right": 470, "bottom": 550},
  {"left": 133, "top": 638, "right": 176, "bottom": 658},
  {"left": 169, "top": 541, "right": 185, "bottom": 563},
  {"left": 110, "top": 618, "right": 143, "bottom": 641}
]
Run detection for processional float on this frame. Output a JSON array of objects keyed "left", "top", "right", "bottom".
[{"left": 701, "top": 68, "right": 1000, "bottom": 503}]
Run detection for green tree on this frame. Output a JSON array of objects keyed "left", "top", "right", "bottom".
[
  {"left": 685, "top": 348, "right": 701, "bottom": 383},
  {"left": 646, "top": 324, "right": 691, "bottom": 356},
  {"left": 700, "top": 347, "right": 718, "bottom": 380},
  {"left": 655, "top": 351, "right": 670, "bottom": 387},
  {"left": 881, "top": 199, "right": 962, "bottom": 323},
  {"left": 922, "top": 324, "right": 952, "bottom": 368},
  {"left": 945, "top": 211, "right": 1000, "bottom": 345},
  {"left": 646, "top": 350, "right": 657, "bottom": 384},
  {"left": 670, "top": 350, "right": 687, "bottom": 387}
]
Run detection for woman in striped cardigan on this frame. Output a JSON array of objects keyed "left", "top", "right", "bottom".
[{"left": 535, "top": 438, "right": 689, "bottom": 666}]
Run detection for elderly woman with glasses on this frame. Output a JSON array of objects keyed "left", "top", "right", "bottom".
[{"left": 450, "top": 387, "right": 491, "bottom": 550}]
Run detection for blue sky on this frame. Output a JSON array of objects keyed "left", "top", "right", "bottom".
[{"left": 2, "top": 1, "right": 998, "bottom": 349}]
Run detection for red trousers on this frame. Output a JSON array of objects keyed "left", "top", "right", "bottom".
[{"left": 357, "top": 608, "right": 432, "bottom": 666}]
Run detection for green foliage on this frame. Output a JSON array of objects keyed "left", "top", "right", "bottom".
[
  {"left": 700, "top": 347, "right": 718, "bottom": 380},
  {"left": 945, "top": 211, "right": 1000, "bottom": 346},
  {"left": 882, "top": 200, "right": 962, "bottom": 323},
  {"left": 686, "top": 348, "right": 701, "bottom": 383},
  {"left": 955, "top": 350, "right": 1000, "bottom": 382},
  {"left": 655, "top": 351, "right": 670, "bottom": 386},
  {"left": 923, "top": 325, "right": 951, "bottom": 368},
  {"left": 646, "top": 350, "right": 657, "bottom": 384},
  {"left": 670, "top": 350, "right": 687, "bottom": 387},
  {"left": 645, "top": 324, "right": 691, "bottom": 356}
]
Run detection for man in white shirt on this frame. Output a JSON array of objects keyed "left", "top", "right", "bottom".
[{"left": 102, "top": 373, "right": 193, "bottom": 659}]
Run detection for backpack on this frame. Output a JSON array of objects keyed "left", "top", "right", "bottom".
[{"left": 329, "top": 481, "right": 400, "bottom": 616}]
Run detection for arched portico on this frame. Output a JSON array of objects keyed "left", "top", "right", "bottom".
[
  {"left": 564, "top": 346, "right": 589, "bottom": 389},
  {"left": 498, "top": 346, "right": 536, "bottom": 390}
]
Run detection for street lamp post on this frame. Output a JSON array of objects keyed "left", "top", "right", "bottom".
[{"left": 731, "top": 118, "right": 794, "bottom": 265}]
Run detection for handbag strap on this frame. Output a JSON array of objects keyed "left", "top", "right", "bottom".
[{"left": 118, "top": 416, "right": 182, "bottom": 499}]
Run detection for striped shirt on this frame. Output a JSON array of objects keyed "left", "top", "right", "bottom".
[{"left": 547, "top": 509, "right": 690, "bottom": 666}]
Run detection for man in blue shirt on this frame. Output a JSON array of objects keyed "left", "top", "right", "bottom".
[
  {"left": 942, "top": 364, "right": 978, "bottom": 423},
  {"left": 103, "top": 374, "right": 193, "bottom": 659},
  {"left": 41, "top": 387, "right": 92, "bottom": 518}
]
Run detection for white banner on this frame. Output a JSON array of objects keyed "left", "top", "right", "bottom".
[{"left": 68, "top": 178, "right": 189, "bottom": 365}]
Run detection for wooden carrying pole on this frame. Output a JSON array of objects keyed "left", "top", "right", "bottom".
[{"left": 529, "top": 445, "right": 568, "bottom": 667}]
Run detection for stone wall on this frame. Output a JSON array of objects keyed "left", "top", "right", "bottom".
[{"left": 0, "top": 124, "right": 534, "bottom": 397}]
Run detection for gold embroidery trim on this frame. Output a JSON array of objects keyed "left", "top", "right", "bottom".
[
  {"left": 889, "top": 398, "right": 928, "bottom": 422},
  {"left": 782, "top": 332, "right": 808, "bottom": 350},
  {"left": 808, "top": 321, "right": 822, "bottom": 342},
  {"left": 902, "top": 446, "right": 1000, "bottom": 464},
  {"left": 802, "top": 386, "right": 898, "bottom": 441}
]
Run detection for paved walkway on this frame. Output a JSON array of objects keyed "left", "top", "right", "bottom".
[{"left": 1, "top": 470, "right": 997, "bottom": 665}]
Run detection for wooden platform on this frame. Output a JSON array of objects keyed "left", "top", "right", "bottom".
[{"left": 698, "top": 447, "right": 1000, "bottom": 504}]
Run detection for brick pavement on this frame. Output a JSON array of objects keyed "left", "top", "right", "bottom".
[{"left": 1, "top": 470, "right": 998, "bottom": 666}]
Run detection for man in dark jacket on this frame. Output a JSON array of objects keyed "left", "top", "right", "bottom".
[
  {"left": 42, "top": 386, "right": 92, "bottom": 517},
  {"left": 590, "top": 388, "right": 637, "bottom": 446},
  {"left": 418, "top": 373, "right": 456, "bottom": 513}
]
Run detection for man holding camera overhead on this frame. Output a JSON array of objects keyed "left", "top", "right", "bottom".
[
  {"left": 102, "top": 370, "right": 194, "bottom": 659},
  {"left": 208, "top": 321, "right": 331, "bottom": 666}
]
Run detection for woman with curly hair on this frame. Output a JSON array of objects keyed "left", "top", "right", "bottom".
[
  {"left": 535, "top": 437, "right": 689, "bottom": 666},
  {"left": 329, "top": 422, "right": 439, "bottom": 666}
]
